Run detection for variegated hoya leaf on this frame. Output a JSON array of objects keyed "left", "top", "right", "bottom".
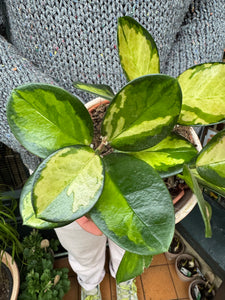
[
  {"left": 178, "top": 63, "right": 225, "bottom": 125},
  {"left": 73, "top": 82, "right": 114, "bottom": 101},
  {"left": 196, "top": 129, "right": 225, "bottom": 188},
  {"left": 102, "top": 75, "right": 182, "bottom": 151},
  {"left": 32, "top": 145, "right": 104, "bottom": 223},
  {"left": 116, "top": 251, "right": 153, "bottom": 283},
  {"left": 179, "top": 165, "right": 212, "bottom": 238},
  {"left": 118, "top": 16, "right": 160, "bottom": 81},
  {"left": 7, "top": 83, "right": 93, "bottom": 158},
  {"left": 131, "top": 133, "right": 198, "bottom": 178},
  {"left": 191, "top": 168, "right": 225, "bottom": 198},
  {"left": 20, "top": 175, "right": 66, "bottom": 229},
  {"left": 90, "top": 153, "right": 175, "bottom": 255}
]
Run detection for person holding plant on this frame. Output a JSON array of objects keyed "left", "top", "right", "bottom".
[{"left": 0, "top": 1, "right": 225, "bottom": 299}]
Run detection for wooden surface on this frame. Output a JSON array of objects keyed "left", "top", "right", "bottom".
[{"left": 54, "top": 252, "right": 190, "bottom": 300}]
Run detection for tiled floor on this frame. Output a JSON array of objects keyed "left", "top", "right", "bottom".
[{"left": 54, "top": 252, "right": 191, "bottom": 300}]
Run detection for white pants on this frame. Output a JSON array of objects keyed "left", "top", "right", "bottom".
[{"left": 55, "top": 221, "right": 125, "bottom": 291}]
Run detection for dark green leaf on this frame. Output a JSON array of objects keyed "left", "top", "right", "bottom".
[{"left": 90, "top": 153, "right": 175, "bottom": 255}]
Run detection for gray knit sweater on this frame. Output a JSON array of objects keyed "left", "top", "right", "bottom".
[{"left": 1, "top": 0, "right": 225, "bottom": 170}]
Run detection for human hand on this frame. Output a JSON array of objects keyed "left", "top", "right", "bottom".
[{"left": 76, "top": 216, "right": 103, "bottom": 236}]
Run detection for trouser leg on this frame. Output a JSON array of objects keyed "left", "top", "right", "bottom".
[
  {"left": 55, "top": 221, "right": 107, "bottom": 291},
  {"left": 108, "top": 239, "right": 125, "bottom": 278}
]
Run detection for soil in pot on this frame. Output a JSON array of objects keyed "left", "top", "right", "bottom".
[
  {"left": 190, "top": 279, "right": 215, "bottom": 300},
  {"left": 177, "top": 255, "right": 199, "bottom": 279},
  {"left": 89, "top": 102, "right": 113, "bottom": 156},
  {"left": 0, "top": 262, "right": 13, "bottom": 300},
  {"left": 169, "top": 235, "right": 183, "bottom": 254}
]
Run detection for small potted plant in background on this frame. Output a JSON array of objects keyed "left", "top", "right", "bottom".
[
  {"left": 175, "top": 253, "right": 201, "bottom": 282},
  {"left": 6, "top": 16, "right": 225, "bottom": 282},
  {"left": 18, "top": 230, "right": 70, "bottom": 300},
  {"left": 165, "top": 233, "right": 185, "bottom": 261},
  {"left": 189, "top": 278, "right": 216, "bottom": 300},
  {"left": 0, "top": 188, "right": 22, "bottom": 300}
]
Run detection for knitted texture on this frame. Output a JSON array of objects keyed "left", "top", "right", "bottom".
[{"left": 1, "top": 0, "right": 225, "bottom": 169}]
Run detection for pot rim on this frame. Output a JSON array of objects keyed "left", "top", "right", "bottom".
[{"left": 1, "top": 251, "right": 20, "bottom": 300}]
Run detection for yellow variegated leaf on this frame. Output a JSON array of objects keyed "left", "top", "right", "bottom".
[
  {"left": 32, "top": 145, "right": 104, "bottom": 223},
  {"left": 196, "top": 129, "right": 225, "bottom": 188},
  {"left": 118, "top": 16, "right": 160, "bottom": 81},
  {"left": 178, "top": 63, "right": 225, "bottom": 125}
]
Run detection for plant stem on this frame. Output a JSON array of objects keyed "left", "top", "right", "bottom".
[{"left": 95, "top": 137, "right": 108, "bottom": 155}]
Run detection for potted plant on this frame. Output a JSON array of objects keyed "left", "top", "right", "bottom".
[
  {"left": 165, "top": 233, "right": 185, "bottom": 261},
  {"left": 6, "top": 16, "right": 225, "bottom": 283},
  {"left": 0, "top": 190, "right": 22, "bottom": 300},
  {"left": 175, "top": 253, "right": 201, "bottom": 282},
  {"left": 18, "top": 230, "right": 70, "bottom": 300},
  {"left": 189, "top": 278, "right": 216, "bottom": 300}
]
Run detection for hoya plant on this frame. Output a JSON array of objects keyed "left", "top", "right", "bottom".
[{"left": 6, "top": 16, "right": 225, "bottom": 282}]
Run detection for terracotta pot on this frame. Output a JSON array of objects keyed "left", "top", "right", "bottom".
[
  {"left": 1, "top": 251, "right": 20, "bottom": 300},
  {"left": 175, "top": 254, "right": 201, "bottom": 282},
  {"left": 85, "top": 98, "right": 202, "bottom": 224},
  {"left": 165, "top": 234, "right": 185, "bottom": 261},
  {"left": 85, "top": 97, "right": 110, "bottom": 112},
  {"left": 189, "top": 278, "right": 216, "bottom": 300}
]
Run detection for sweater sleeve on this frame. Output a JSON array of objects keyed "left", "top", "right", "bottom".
[
  {"left": 163, "top": 0, "right": 225, "bottom": 77},
  {"left": 0, "top": 35, "right": 58, "bottom": 171}
]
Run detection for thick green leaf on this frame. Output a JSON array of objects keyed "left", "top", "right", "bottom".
[
  {"left": 118, "top": 16, "right": 160, "bottom": 81},
  {"left": 131, "top": 133, "right": 198, "bottom": 178},
  {"left": 102, "top": 75, "right": 182, "bottom": 151},
  {"left": 191, "top": 168, "right": 225, "bottom": 198},
  {"left": 179, "top": 165, "right": 212, "bottom": 238},
  {"left": 73, "top": 82, "right": 114, "bottom": 101},
  {"left": 178, "top": 63, "right": 225, "bottom": 125},
  {"left": 32, "top": 145, "right": 104, "bottom": 223},
  {"left": 90, "top": 153, "right": 175, "bottom": 255},
  {"left": 20, "top": 175, "right": 66, "bottom": 229},
  {"left": 196, "top": 129, "right": 225, "bottom": 188},
  {"left": 7, "top": 83, "right": 93, "bottom": 158},
  {"left": 116, "top": 251, "right": 152, "bottom": 283}
]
